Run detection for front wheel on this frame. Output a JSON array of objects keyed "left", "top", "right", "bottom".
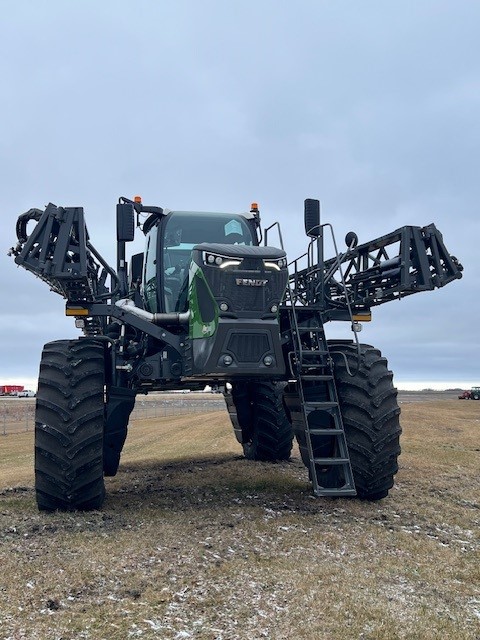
[
  {"left": 328, "top": 342, "right": 402, "bottom": 500},
  {"left": 35, "top": 339, "right": 106, "bottom": 511}
]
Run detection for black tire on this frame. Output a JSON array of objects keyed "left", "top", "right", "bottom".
[
  {"left": 224, "top": 381, "right": 293, "bottom": 461},
  {"left": 103, "top": 386, "right": 136, "bottom": 477},
  {"left": 286, "top": 342, "right": 401, "bottom": 499},
  {"left": 329, "top": 341, "right": 401, "bottom": 500},
  {"left": 35, "top": 339, "right": 106, "bottom": 511},
  {"left": 472, "top": 393, "right": 479, "bottom": 400}
]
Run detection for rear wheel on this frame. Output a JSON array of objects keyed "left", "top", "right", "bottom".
[
  {"left": 35, "top": 339, "right": 106, "bottom": 511},
  {"left": 224, "top": 381, "right": 293, "bottom": 461},
  {"left": 103, "top": 386, "right": 136, "bottom": 476}
]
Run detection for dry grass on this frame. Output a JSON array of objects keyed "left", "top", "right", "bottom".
[{"left": 0, "top": 400, "right": 479, "bottom": 639}]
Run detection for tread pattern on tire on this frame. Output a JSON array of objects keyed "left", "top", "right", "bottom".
[
  {"left": 227, "top": 381, "right": 293, "bottom": 461},
  {"left": 35, "top": 339, "right": 106, "bottom": 511},
  {"left": 328, "top": 341, "right": 402, "bottom": 500}
]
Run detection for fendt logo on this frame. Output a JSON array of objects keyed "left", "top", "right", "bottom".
[{"left": 235, "top": 278, "right": 268, "bottom": 287}]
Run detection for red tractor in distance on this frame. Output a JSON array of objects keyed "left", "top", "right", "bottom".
[{"left": 458, "top": 387, "right": 480, "bottom": 400}]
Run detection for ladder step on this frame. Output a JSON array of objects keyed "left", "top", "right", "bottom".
[
  {"left": 313, "top": 487, "right": 357, "bottom": 497},
  {"left": 298, "top": 326, "right": 325, "bottom": 333},
  {"left": 301, "top": 374, "right": 333, "bottom": 381},
  {"left": 305, "top": 401, "right": 338, "bottom": 410},
  {"left": 313, "top": 457, "right": 351, "bottom": 466},
  {"left": 300, "top": 349, "right": 328, "bottom": 356}
]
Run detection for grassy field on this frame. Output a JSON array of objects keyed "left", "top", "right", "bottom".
[{"left": 0, "top": 400, "right": 479, "bottom": 639}]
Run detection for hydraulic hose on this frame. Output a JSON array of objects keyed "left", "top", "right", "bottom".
[{"left": 15, "top": 208, "right": 44, "bottom": 244}]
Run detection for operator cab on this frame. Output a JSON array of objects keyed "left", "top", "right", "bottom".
[{"left": 143, "top": 210, "right": 258, "bottom": 313}]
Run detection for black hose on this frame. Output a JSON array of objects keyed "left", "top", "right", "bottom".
[{"left": 15, "top": 208, "right": 44, "bottom": 244}]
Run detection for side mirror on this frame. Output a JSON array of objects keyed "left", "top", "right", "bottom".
[
  {"left": 304, "top": 199, "right": 320, "bottom": 237},
  {"left": 116, "top": 203, "right": 135, "bottom": 242},
  {"left": 345, "top": 231, "right": 358, "bottom": 249}
]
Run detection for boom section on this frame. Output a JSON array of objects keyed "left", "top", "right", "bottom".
[
  {"left": 10, "top": 203, "right": 115, "bottom": 304},
  {"left": 289, "top": 223, "right": 463, "bottom": 318}
]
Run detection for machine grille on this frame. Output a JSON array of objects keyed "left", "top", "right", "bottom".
[
  {"left": 227, "top": 333, "right": 270, "bottom": 362},
  {"left": 207, "top": 268, "right": 285, "bottom": 314}
]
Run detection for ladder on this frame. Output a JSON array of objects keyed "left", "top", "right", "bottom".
[{"left": 286, "top": 310, "right": 356, "bottom": 497}]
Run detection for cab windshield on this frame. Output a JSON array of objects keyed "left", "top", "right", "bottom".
[{"left": 162, "top": 211, "right": 256, "bottom": 312}]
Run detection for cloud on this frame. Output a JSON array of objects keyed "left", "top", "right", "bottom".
[{"left": 1, "top": 1, "right": 477, "bottom": 386}]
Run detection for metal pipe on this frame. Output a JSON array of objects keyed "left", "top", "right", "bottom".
[{"left": 115, "top": 299, "right": 190, "bottom": 326}]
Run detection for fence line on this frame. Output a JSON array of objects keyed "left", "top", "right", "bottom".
[
  {"left": 1, "top": 395, "right": 226, "bottom": 435},
  {"left": 131, "top": 396, "right": 226, "bottom": 422}
]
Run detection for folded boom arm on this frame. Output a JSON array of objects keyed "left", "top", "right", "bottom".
[
  {"left": 289, "top": 223, "right": 463, "bottom": 317},
  {"left": 10, "top": 203, "right": 115, "bottom": 303}
]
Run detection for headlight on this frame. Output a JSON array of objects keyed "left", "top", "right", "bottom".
[
  {"left": 263, "top": 258, "right": 287, "bottom": 271},
  {"left": 219, "top": 260, "right": 242, "bottom": 269},
  {"left": 203, "top": 251, "right": 243, "bottom": 268}
]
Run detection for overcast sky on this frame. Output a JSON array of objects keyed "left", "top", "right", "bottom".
[{"left": 1, "top": 0, "right": 478, "bottom": 389}]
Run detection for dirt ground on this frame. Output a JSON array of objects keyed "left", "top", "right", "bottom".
[{"left": 0, "top": 399, "right": 479, "bottom": 639}]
